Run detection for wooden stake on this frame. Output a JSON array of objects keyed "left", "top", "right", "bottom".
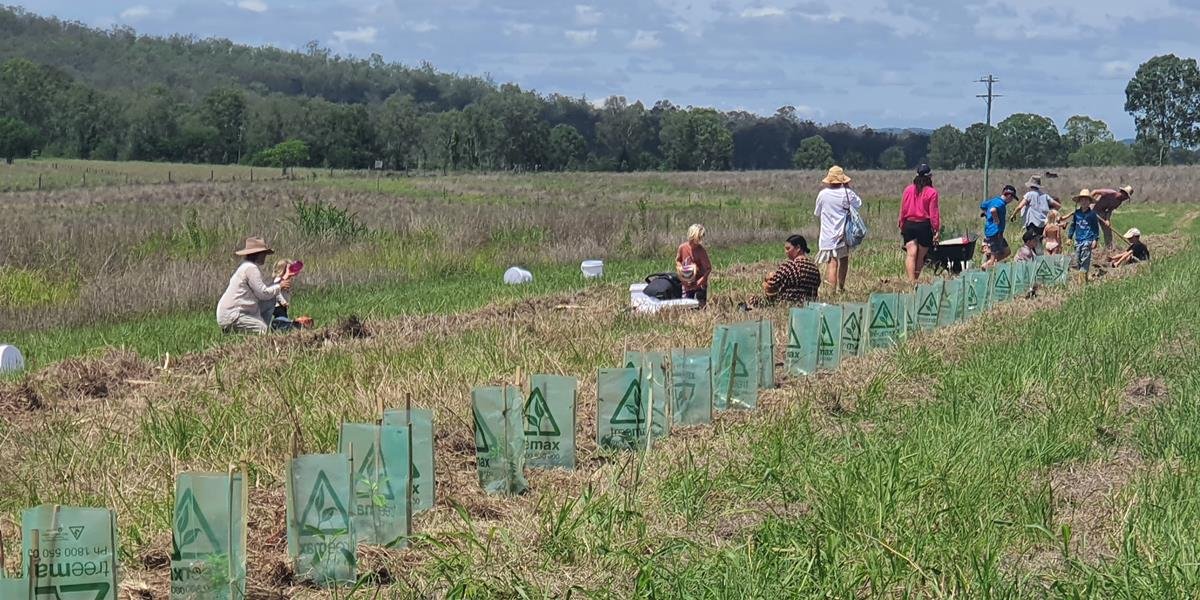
[{"left": 405, "top": 392, "right": 413, "bottom": 543}]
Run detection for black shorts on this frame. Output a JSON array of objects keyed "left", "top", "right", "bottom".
[
  {"left": 1025, "top": 223, "right": 1045, "bottom": 237},
  {"left": 901, "top": 220, "right": 934, "bottom": 248},
  {"left": 986, "top": 235, "right": 1010, "bottom": 255}
]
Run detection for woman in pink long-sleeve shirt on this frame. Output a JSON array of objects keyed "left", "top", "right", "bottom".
[{"left": 898, "top": 164, "right": 941, "bottom": 283}]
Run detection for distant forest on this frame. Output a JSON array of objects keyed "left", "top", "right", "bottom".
[{"left": 0, "top": 6, "right": 1195, "bottom": 171}]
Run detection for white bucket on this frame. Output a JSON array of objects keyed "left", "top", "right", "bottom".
[
  {"left": 581, "top": 260, "right": 604, "bottom": 279},
  {"left": 503, "top": 267, "right": 533, "bottom": 285},
  {"left": 0, "top": 345, "right": 25, "bottom": 374}
]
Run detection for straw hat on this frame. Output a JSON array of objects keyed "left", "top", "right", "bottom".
[
  {"left": 1120, "top": 185, "right": 1134, "bottom": 197},
  {"left": 1026, "top": 175, "right": 1042, "bottom": 189},
  {"left": 234, "top": 237, "right": 274, "bottom": 256},
  {"left": 822, "top": 166, "right": 852, "bottom": 185},
  {"left": 1073, "top": 189, "right": 1093, "bottom": 202},
  {"left": 1124, "top": 228, "right": 1141, "bottom": 238}
]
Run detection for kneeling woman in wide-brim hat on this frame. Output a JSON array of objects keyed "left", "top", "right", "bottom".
[{"left": 216, "top": 237, "right": 291, "bottom": 334}]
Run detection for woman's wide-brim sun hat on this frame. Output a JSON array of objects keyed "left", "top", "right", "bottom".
[
  {"left": 1074, "top": 189, "right": 1094, "bottom": 202},
  {"left": 822, "top": 166, "right": 852, "bottom": 185},
  {"left": 234, "top": 236, "right": 274, "bottom": 256}
]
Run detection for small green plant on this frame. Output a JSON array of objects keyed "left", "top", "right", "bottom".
[{"left": 292, "top": 198, "right": 367, "bottom": 239}]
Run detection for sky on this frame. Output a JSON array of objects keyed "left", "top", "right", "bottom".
[{"left": 19, "top": 0, "right": 1200, "bottom": 138}]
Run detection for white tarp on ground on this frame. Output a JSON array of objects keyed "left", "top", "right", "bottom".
[{"left": 630, "top": 284, "right": 699, "bottom": 314}]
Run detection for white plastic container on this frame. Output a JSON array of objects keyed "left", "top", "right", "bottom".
[
  {"left": 0, "top": 345, "right": 25, "bottom": 374},
  {"left": 503, "top": 267, "right": 533, "bottom": 285},
  {"left": 581, "top": 260, "right": 604, "bottom": 279}
]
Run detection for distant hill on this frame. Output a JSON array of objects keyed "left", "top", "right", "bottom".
[{"left": 0, "top": 5, "right": 933, "bottom": 170}]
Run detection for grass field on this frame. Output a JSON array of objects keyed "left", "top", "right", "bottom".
[{"left": 0, "top": 160, "right": 1197, "bottom": 598}]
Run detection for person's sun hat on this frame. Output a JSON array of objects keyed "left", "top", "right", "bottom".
[
  {"left": 1124, "top": 227, "right": 1141, "bottom": 238},
  {"left": 1073, "top": 189, "right": 1093, "bottom": 202},
  {"left": 235, "top": 237, "right": 274, "bottom": 256},
  {"left": 1120, "top": 185, "right": 1134, "bottom": 197},
  {"left": 822, "top": 165, "right": 852, "bottom": 185},
  {"left": 1003, "top": 185, "right": 1017, "bottom": 196},
  {"left": 916, "top": 164, "right": 932, "bottom": 177},
  {"left": 1026, "top": 175, "right": 1042, "bottom": 189}
]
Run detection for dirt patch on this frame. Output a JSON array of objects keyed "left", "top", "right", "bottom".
[
  {"left": 1045, "top": 447, "right": 1145, "bottom": 564},
  {"left": 710, "top": 499, "right": 810, "bottom": 542},
  {"left": 0, "top": 348, "right": 152, "bottom": 414},
  {"left": 1121, "top": 377, "right": 1170, "bottom": 414}
]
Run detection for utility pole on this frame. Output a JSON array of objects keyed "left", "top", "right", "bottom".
[{"left": 976, "top": 75, "right": 1001, "bottom": 200}]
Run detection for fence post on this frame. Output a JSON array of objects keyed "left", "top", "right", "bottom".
[
  {"left": 210, "top": 169, "right": 214, "bottom": 182},
  {"left": 37, "top": 175, "right": 41, "bottom": 190},
  {"left": 168, "top": 171, "right": 172, "bottom": 184},
  {"left": 250, "top": 169, "right": 254, "bottom": 182}
]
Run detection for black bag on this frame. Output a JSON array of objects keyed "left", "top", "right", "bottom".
[{"left": 643, "top": 273, "right": 683, "bottom": 300}]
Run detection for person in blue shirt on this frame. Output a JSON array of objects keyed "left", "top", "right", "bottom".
[
  {"left": 979, "top": 184, "right": 1017, "bottom": 269},
  {"left": 1067, "top": 189, "right": 1101, "bottom": 274}
]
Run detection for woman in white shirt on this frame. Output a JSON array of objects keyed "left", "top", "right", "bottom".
[
  {"left": 813, "top": 166, "right": 863, "bottom": 293},
  {"left": 216, "top": 237, "right": 292, "bottom": 334}
]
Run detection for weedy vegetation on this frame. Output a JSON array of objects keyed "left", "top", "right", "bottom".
[{"left": 0, "top": 160, "right": 1197, "bottom": 598}]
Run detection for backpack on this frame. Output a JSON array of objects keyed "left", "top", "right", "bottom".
[{"left": 643, "top": 273, "right": 683, "bottom": 300}]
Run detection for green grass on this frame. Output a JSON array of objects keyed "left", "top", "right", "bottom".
[
  {"left": 3, "top": 242, "right": 782, "bottom": 368},
  {"left": 2, "top": 211, "right": 1196, "bottom": 598}
]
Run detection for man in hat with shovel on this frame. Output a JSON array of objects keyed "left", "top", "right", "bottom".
[
  {"left": 1090, "top": 185, "right": 1134, "bottom": 250},
  {"left": 1012, "top": 175, "right": 1061, "bottom": 250},
  {"left": 217, "top": 236, "right": 292, "bottom": 334}
]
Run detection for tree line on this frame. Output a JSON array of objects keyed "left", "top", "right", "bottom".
[{"left": 0, "top": 6, "right": 1198, "bottom": 171}]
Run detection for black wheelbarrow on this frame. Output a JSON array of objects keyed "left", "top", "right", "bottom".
[{"left": 925, "top": 235, "right": 977, "bottom": 275}]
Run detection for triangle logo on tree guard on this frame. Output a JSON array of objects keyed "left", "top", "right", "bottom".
[
  {"left": 842, "top": 312, "right": 862, "bottom": 340},
  {"left": 966, "top": 284, "right": 980, "bottom": 307},
  {"left": 1036, "top": 259, "right": 1055, "bottom": 280},
  {"left": 355, "top": 443, "right": 396, "bottom": 501},
  {"left": 870, "top": 302, "right": 896, "bottom": 330},
  {"left": 918, "top": 292, "right": 939, "bottom": 317},
  {"left": 523, "top": 387, "right": 561, "bottom": 437},
  {"left": 34, "top": 583, "right": 111, "bottom": 600},
  {"left": 298, "top": 470, "right": 351, "bottom": 536},
  {"left": 171, "top": 487, "right": 223, "bottom": 560},
  {"left": 787, "top": 323, "right": 803, "bottom": 350},
  {"left": 995, "top": 270, "right": 1011, "bottom": 292},
  {"left": 473, "top": 407, "right": 496, "bottom": 455},
  {"left": 610, "top": 378, "right": 645, "bottom": 425},
  {"left": 818, "top": 319, "right": 836, "bottom": 349}
]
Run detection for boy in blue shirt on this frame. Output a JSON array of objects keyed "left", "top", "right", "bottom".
[
  {"left": 1067, "top": 189, "right": 1101, "bottom": 274},
  {"left": 979, "top": 184, "right": 1017, "bottom": 269}
]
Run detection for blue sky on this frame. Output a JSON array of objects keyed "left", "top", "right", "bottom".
[{"left": 20, "top": 0, "right": 1200, "bottom": 138}]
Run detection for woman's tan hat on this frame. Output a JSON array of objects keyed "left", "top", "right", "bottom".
[
  {"left": 1073, "top": 189, "right": 1094, "bottom": 202},
  {"left": 1120, "top": 185, "right": 1134, "bottom": 196},
  {"left": 1026, "top": 175, "right": 1042, "bottom": 189},
  {"left": 235, "top": 237, "right": 274, "bottom": 256},
  {"left": 822, "top": 165, "right": 851, "bottom": 185}
]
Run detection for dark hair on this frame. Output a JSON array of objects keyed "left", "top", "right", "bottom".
[
  {"left": 246, "top": 251, "right": 270, "bottom": 265},
  {"left": 785, "top": 234, "right": 810, "bottom": 254},
  {"left": 1022, "top": 230, "right": 1040, "bottom": 243},
  {"left": 913, "top": 174, "right": 933, "bottom": 195}
]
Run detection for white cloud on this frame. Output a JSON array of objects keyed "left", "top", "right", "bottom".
[
  {"left": 1102, "top": 60, "right": 1134, "bottom": 78},
  {"left": 236, "top": 0, "right": 268, "bottom": 13},
  {"left": 628, "top": 30, "right": 663, "bottom": 50},
  {"left": 575, "top": 5, "right": 604, "bottom": 26},
  {"left": 740, "top": 6, "right": 786, "bottom": 18},
  {"left": 119, "top": 5, "right": 152, "bottom": 20},
  {"left": 564, "top": 29, "right": 598, "bottom": 46},
  {"left": 405, "top": 20, "right": 437, "bottom": 33},
  {"left": 505, "top": 22, "right": 534, "bottom": 36},
  {"left": 332, "top": 26, "right": 378, "bottom": 45}
]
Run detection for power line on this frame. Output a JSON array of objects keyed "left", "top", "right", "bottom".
[{"left": 977, "top": 74, "right": 1002, "bottom": 201}]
